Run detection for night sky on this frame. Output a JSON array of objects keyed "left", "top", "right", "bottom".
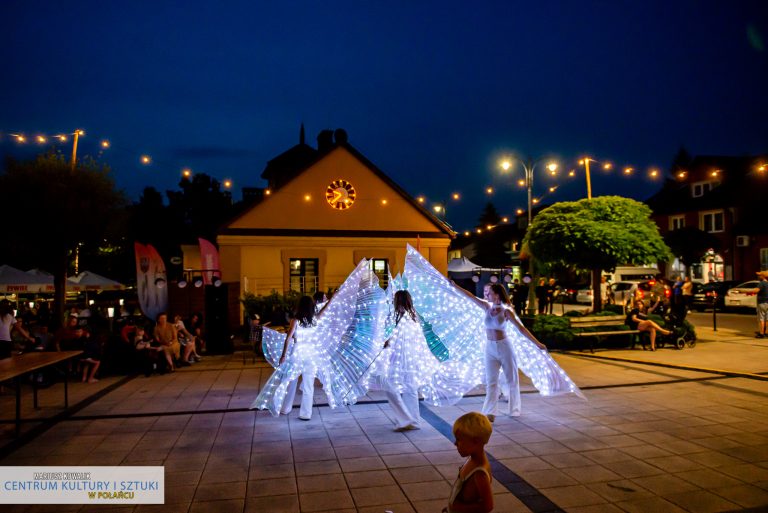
[{"left": 2, "top": 1, "right": 767, "bottom": 232}]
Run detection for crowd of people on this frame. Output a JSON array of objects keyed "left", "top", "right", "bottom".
[{"left": 0, "top": 299, "right": 207, "bottom": 382}]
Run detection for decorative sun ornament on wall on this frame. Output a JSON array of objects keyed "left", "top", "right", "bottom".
[{"left": 326, "top": 179, "right": 356, "bottom": 210}]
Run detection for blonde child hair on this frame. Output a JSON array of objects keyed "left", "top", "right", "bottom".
[{"left": 453, "top": 412, "right": 493, "bottom": 444}]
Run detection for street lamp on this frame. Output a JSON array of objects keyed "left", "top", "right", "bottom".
[{"left": 499, "top": 155, "right": 557, "bottom": 314}]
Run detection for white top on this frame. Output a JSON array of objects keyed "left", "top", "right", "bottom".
[{"left": 0, "top": 314, "right": 16, "bottom": 341}]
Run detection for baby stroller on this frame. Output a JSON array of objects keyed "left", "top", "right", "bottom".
[{"left": 656, "top": 309, "right": 696, "bottom": 350}]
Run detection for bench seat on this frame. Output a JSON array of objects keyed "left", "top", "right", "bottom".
[{"left": 568, "top": 315, "right": 643, "bottom": 352}]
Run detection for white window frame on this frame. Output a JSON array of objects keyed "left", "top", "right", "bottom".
[
  {"left": 691, "top": 181, "right": 719, "bottom": 198},
  {"left": 669, "top": 215, "right": 685, "bottom": 231},
  {"left": 700, "top": 210, "right": 724, "bottom": 233}
]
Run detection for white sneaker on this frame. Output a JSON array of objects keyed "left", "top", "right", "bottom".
[{"left": 511, "top": 410, "right": 521, "bottom": 417}]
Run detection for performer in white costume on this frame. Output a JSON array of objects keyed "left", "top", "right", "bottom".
[
  {"left": 459, "top": 283, "right": 545, "bottom": 419},
  {"left": 253, "top": 259, "right": 387, "bottom": 417},
  {"left": 379, "top": 290, "right": 431, "bottom": 431},
  {"left": 403, "top": 244, "right": 585, "bottom": 416},
  {"left": 276, "top": 295, "right": 321, "bottom": 420}
]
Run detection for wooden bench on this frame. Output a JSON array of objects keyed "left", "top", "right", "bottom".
[
  {"left": 0, "top": 351, "right": 83, "bottom": 436},
  {"left": 569, "top": 315, "right": 643, "bottom": 353}
]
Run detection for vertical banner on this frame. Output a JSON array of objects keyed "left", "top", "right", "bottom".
[
  {"left": 198, "top": 238, "right": 221, "bottom": 285},
  {"left": 134, "top": 243, "right": 168, "bottom": 321}
]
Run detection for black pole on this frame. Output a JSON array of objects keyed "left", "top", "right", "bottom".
[{"left": 712, "top": 293, "right": 717, "bottom": 332}]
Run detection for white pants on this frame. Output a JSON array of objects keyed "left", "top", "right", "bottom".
[
  {"left": 385, "top": 381, "right": 420, "bottom": 429},
  {"left": 281, "top": 373, "right": 315, "bottom": 419},
  {"left": 482, "top": 338, "right": 521, "bottom": 416}
]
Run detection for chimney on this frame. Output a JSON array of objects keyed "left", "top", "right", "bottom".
[{"left": 317, "top": 129, "right": 334, "bottom": 151}]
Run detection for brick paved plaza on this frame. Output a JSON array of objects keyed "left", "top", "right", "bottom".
[{"left": 2, "top": 325, "right": 768, "bottom": 513}]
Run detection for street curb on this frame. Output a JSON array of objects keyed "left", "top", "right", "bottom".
[{"left": 563, "top": 352, "right": 768, "bottom": 381}]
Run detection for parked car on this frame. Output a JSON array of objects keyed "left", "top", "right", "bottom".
[
  {"left": 609, "top": 281, "right": 636, "bottom": 306},
  {"left": 628, "top": 279, "right": 671, "bottom": 312},
  {"left": 576, "top": 280, "right": 637, "bottom": 305},
  {"left": 691, "top": 280, "right": 739, "bottom": 311},
  {"left": 575, "top": 288, "right": 593, "bottom": 304},
  {"left": 724, "top": 280, "right": 760, "bottom": 310}
]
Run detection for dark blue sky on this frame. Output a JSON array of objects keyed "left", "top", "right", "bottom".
[{"left": 2, "top": 1, "right": 767, "bottom": 232}]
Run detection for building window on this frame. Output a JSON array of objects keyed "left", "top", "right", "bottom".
[
  {"left": 370, "top": 259, "right": 389, "bottom": 288},
  {"left": 691, "top": 181, "right": 720, "bottom": 198},
  {"left": 700, "top": 210, "right": 724, "bottom": 233},
  {"left": 761, "top": 248, "right": 768, "bottom": 271},
  {"left": 289, "top": 258, "right": 318, "bottom": 294},
  {"left": 669, "top": 215, "right": 685, "bottom": 231}
]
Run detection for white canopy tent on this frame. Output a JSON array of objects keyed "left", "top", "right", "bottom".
[
  {"left": 0, "top": 265, "right": 55, "bottom": 294},
  {"left": 67, "top": 271, "right": 126, "bottom": 291}
]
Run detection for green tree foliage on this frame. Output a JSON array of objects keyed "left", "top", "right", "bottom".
[
  {"left": 664, "top": 226, "right": 721, "bottom": 269},
  {"left": 0, "top": 153, "right": 127, "bottom": 325},
  {"left": 523, "top": 196, "right": 672, "bottom": 312}
]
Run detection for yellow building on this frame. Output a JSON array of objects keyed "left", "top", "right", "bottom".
[{"left": 218, "top": 128, "right": 454, "bottom": 299}]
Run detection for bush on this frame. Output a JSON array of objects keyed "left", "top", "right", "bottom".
[
  {"left": 530, "top": 314, "right": 574, "bottom": 347},
  {"left": 240, "top": 290, "right": 300, "bottom": 327}
]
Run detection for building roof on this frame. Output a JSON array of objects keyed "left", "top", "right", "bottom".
[
  {"left": 646, "top": 155, "right": 768, "bottom": 233},
  {"left": 225, "top": 128, "right": 455, "bottom": 237}
]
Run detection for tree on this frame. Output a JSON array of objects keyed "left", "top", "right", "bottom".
[
  {"left": 472, "top": 202, "right": 508, "bottom": 267},
  {"left": 0, "top": 153, "right": 127, "bottom": 326},
  {"left": 166, "top": 173, "right": 235, "bottom": 244},
  {"left": 523, "top": 196, "right": 672, "bottom": 312},
  {"left": 664, "top": 227, "right": 721, "bottom": 271}
]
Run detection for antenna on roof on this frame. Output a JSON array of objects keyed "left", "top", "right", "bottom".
[{"left": 300, "top": 123, "right": 305, "bottom": 145}]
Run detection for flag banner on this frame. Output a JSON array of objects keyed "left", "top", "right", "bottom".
[
  {"left": 0, "top": 466, "right": 164, "bottom": 504},
  {"left": 135, "top": 243, "right": 168, "bottom": 321},
  {"left": 198, "top": 238, "right": 221, "bottom": 285}
]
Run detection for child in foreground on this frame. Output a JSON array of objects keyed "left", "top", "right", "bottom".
[{"left": 443, "top": 412, "right": 494, "bottom": 513}]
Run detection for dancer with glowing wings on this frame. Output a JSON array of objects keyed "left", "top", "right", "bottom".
[
  {"left": 252, "top": 259, "right": 387, "bottom": 417},
  {"left": 343, "top": 274, "right": 477, "bottom": 431},
  {"left": 404, "top": 244, "right": 585, "bottom": 419}
]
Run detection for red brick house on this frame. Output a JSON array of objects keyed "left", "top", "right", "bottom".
[{"left": 647, "top": 155, "right": 768, "bottom": 283}]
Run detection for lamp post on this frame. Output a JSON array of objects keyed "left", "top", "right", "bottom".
[
  {"left": 70, "top": 129, "right": 84, "bottom": 172},
  {"left": 500, "top": 156, "right": 558, "bottom": 315}
]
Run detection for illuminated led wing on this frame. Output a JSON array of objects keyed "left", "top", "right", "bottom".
[
  {"left": 352, "top": 315, "right": 472, "bottom": 406},
  {"left": 505, "top": 309, "right": 586, "bottom": 399},
  {"left": 318, "top": 264, "right": 388, "bottom": 408},
  {"left": 404, "top": 244, "right": 585, "bottom": 399},
  {"left": 251, "top": 341, "right": 308, "bottom": 415},
  {"left": 404, "top": 244, "right": 486, "bottom": 365},
  {"left": 261, "top": 327, "right": 287, "bottom": 368}
]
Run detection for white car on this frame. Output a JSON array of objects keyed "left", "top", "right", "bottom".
[
  {"left": 724, "top": 281, "right": 760, "bottom": 310},
  {"left": 576, "top": 280, "right": 636, "bottom": 305}
]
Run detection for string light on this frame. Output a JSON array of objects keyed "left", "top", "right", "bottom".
[
  {"left": 265, "top": 189, "right": 272, "bottom": 195},
  {"left": 381, "top": 198, "right": 388, "bottom": 205},
  {"left": 100, "top": 140, "right": 110, "bottom": 148},
  {"left": 223, "top": 179, "right": 232, "bottom": 188},
  {"left": 486, "top": 187, "right": 494, "bottom": 194},
  {"left": 140, "top": 155, "right": 151, "bottom": 165},
  {"left": 182, "top": 168, "right": 192, "bottom": 178},
  {"left": 417, "top": 196, "right": 425, "bottom": 203},
  {"left": 623, "top": 167, "right": 633, "bottom": 175},
  {"left": 452, "top": 192, "right": 460, "bottom": 200},
  {"left": 501, "top": 217, "right": 508, "bottom": 223},
  {"left": 304, "top": 194, "right": 311, "bottom": 201},
  {"left": 36, "top": 135, "right": 47, "bottom": 144}
]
